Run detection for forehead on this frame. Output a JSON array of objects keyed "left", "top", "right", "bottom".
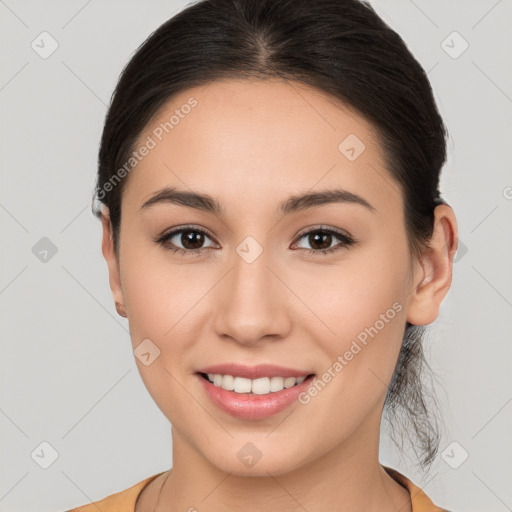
[{"left": 123, "top": 78, "right": 403, "bottom": 221}]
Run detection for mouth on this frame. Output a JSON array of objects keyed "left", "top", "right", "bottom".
[
  {"left": 195, "top": 370, "right": 317, "bottom": 420},
  {"left": 197, "top": 372, "right": 316, "bottom": 395}
]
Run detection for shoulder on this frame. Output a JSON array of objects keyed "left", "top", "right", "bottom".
[
  {"left": 64, "top": 471, "right": 166, "bottom": 512},
  {"left": 382, "top": 465, "right": 453, "bottom": 512}
]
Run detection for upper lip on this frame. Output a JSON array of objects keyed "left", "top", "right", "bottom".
[{"left": 196, "top": 363, "right": 314, "bottom": 380}]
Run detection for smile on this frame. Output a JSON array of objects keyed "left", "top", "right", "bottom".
[
  {"left": 196, "top": 371, "right": 316, "bottom": 420},
  {"left": 199, "top": 372, "right": 311, "bottom": 394}
]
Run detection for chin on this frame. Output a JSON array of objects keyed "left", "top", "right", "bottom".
[{"left": 200, "top": 438, "right": 309, "bottom": 478}]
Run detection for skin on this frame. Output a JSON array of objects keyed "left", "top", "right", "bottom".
[{"left": 100, "top": 78, "right": 458, "bottom": 511}]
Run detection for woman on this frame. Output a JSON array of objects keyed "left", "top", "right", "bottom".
[{"left": 67, "top": 0, "right": 458, "bottom": 510}]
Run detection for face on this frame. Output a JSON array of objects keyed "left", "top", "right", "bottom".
[{"left": 101, "top": 78, "right": 453, "bottom": 477}]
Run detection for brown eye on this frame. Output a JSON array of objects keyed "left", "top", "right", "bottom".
[
  {"left": 155, "top": 225, "right": 356, "bottom": 257},
  {"left": 156, "top": 226, "right": 216, "bottom": 255},
  {"left": 293, "top": 227, "right": 355, "bottom": 256},
  {"left": 179, "top": 230, "right": 206, "bottom": 250}
]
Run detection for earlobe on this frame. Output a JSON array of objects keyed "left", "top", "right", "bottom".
[
  {"left": 100, "top": 209, "right": 127, "bottom": 317},
  {"left": 115, "top": 301, "right": 128, "bottom": 317},
  {"left": 406, "top": 204, "right": 458, "bottom": 326}
]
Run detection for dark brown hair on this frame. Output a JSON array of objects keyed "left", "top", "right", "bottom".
[{"left": 92, "top": 0, "right": 449, "bottom": 471}]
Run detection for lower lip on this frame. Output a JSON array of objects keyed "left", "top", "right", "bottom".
[{"left": 196, "top": 373, "right": 315, "bottom": 420}]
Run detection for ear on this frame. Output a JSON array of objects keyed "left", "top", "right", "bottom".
[
  {"left": 100, "top": 209, "right": 127, "bottom": 317},
  {"left": 406, "top": 204, "right": 458, "bottom": 326}
]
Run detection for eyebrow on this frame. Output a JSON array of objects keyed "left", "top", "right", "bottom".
[{"left": 140, "top": 186, "right": 377, "bottom": 216}]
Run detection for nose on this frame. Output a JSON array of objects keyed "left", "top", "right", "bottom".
[{"left": 212, "top": 245, "right": 292, "bottom": 347}]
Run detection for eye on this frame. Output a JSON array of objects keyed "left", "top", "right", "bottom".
[
  {"left": 155, "top": 225, "right": 356, "bottom": 257},
  {"left": 292, "top": 226, "right": 356, "bottom": 256},
  {"left": 155, "top": 225, "right": 217, "bottom": 256}
]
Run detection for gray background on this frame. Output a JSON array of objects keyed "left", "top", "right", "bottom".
[{"left": 1, "top": 0, "right": 511, "bottom": 511}]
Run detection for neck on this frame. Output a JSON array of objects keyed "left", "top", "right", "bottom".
[{"left": 153, "top": 421, "right": 412, "bottom": 512}]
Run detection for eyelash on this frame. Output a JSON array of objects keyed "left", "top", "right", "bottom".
[{"left": 155, "top": 225, "right": 356, "bottom": 257}]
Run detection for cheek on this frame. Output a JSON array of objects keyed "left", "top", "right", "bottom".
[
  {"left": 119, "top": 251, "right": 202, "bottom": 423},
  {"left": 309, "top": 256, "right": 407, "bottom": 393},
  {"left": 307, "top": 253, "right": 405, "bottom": 339},
  {"left": 302, "top": 282, "right": 406, "bottom": 443},
  {"left": 120, "top": 239, "right": 206, "bottom": 339},
  {"left": 119, "top": 246, "right": 216, "bottom": 411}
]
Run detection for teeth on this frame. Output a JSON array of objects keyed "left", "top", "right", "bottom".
[
  {"left": 205, "top": 373, "right": 308, "bottom": 394},
  {"left": 221, "top": 374, "right": 235, "bottom": 390},
  {"left": 234, "top": 376, "right": 253, "bottom": 393},
  {"left": 269, "top": 376, "right": 285, "bottom": 393}
]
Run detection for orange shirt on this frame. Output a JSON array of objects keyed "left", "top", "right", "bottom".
[{"left": 66, "top": 465, "right": 450, "bottom": 511}]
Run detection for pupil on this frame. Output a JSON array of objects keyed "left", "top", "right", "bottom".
[
  {"left": 183, "top": 231, "right": 204, "bottom": 249},
  {"left": 311, "top": 232, "right": 331, "bottom": 250}
]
